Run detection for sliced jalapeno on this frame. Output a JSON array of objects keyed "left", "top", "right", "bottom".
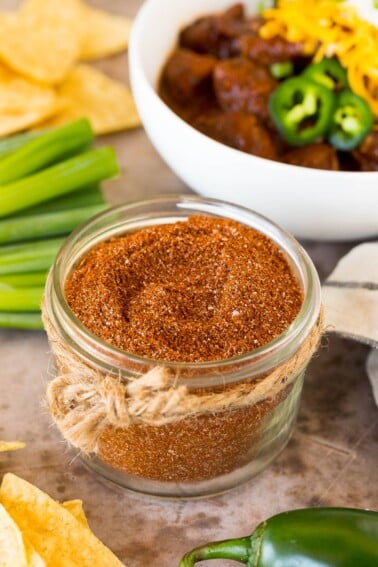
[
  {"left": 328, "top": 89, "right": 374, "bottom": 150},
  {"left": 303, "top": 58, "right": 348, "bottom": 92},
  {"left": 269, "top": 76, "right": 335, "bottom": 146}
]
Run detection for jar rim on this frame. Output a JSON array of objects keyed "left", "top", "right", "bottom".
[{"left": 45, "top": 194, "right": 321, "bottom": 387}]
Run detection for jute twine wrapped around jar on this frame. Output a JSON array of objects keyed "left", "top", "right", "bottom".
[{"left": 42, "top": 303, "right": 324, "bottom": 454}]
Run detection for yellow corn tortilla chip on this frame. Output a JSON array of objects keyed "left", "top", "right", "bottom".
[
  {"left": 40, "top": 64, "right": 140, "bottom": 134},
  {"left": 80, "top": 6, "right": 132, "bottom": 60},
  {"left": 22, "top": 0, "right": 132, "bottom": 62},
  {"left": 0, "top": 3, "right": 80, "bottom": 84},
  {"left": 0, "top": 473, "right": 124, "bottom": 567},
  {"left": 24, "top": 540, "right": 46, "bottom": 567},
  {"left": 0, "top": 503, "right": 28, "bottom": 566},
  {"left": 20, "top": 0, "right": 84, "bottom": 38},
  {"left": 0, "top": 490, "right": 87, "bottom": 565},
  {"left": 0, "top": 65, "right": 58, "bottom": 137},
  {"left": 0, "top": 441, "right": 25, "bottom": 452},
  {"left": 62, "top": 499, "right": 89, "bottom": 529},
  {"left": 0, "top": 503, "right": 46, "bottom": 566}
]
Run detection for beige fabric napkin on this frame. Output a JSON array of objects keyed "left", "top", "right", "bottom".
[{"left": 322, "top": 242, "right": 378, "bottom": 405}]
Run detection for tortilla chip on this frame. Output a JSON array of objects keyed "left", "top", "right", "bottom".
[
  {"left": 0, "top": 473, "right": 124, "bottom": 567},
  {"left": 80, "top": 6, "right": 132, "bottom": 60},
  {"left": 0, "top": 503, "right": 28, "bottom": 566},
  {"left": 0, "top": 441, "right": 26, "bottom": 452},
  {"left": 24, "top": 539, "right": 46, "bottom": 567},
  {"left": 21, "top": 0, "right": 131, "bottom": 62},
  {"left": 20, "top": 0, "right": 84, "bottom": 39},
  {"left": 0, "top": 503, "right": 46, "bottom": 566},
  {"left": 62, "top": 499, "right": 89, "bottom": 529},
  {"left": 40, "top": 64, "right": 140, "bottom": 134},
  {"left": 0, "top": 2, "right": 81, "bottom": 84},
  {"left": 0, "top": 65, "right": 58, "bottom": 137}
]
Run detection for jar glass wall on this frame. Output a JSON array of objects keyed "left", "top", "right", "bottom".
[{"left": 43, "top": 195, "right": 321, "bottom": 498}]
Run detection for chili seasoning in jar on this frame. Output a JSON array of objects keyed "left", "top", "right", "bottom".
[{"left": 43, "top": 195, "right": 322, "bottom": 498}]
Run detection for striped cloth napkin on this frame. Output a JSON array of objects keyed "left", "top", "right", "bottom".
[{"left": 322, "top": 242, "right": 378, "bottom": 406}]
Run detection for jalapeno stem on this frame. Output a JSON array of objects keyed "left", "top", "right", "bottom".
[{"left": 178, "top": 536, "right": 251, "bottom": 566}]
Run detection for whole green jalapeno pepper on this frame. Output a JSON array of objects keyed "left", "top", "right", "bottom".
[{"left": 178, "top": 507, "right": 378, "bottom": 567}]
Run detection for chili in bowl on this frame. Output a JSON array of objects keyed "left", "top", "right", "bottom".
[{"left": 129, "top": 0, "right": 378, "bottom": 241}]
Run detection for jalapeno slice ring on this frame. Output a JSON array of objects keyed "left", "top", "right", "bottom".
[
  {"left": 328, "top": 90, "right": 374, "bottom": 150},
  {"left": 303, "top": 58, "right": 348, "bottom": 92},
  {"left": 269, "top": 76, "right": 335, "bottom": 146}
]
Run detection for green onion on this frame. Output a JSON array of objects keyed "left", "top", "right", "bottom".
[
  {"left": 0, "top": 131, "right": 44, "bottom": 160},
  {"left": 0, "top": 272, "right": 47, "bottom": 287},
  {"left": 0, "top": 119, "right": 93, "bottom": 185},
  {"left": 0, "top": 203, "right": 108, "bottom": 244},
  {"left": 270, "top": 61, "right": 294, "bottom": 80},
  {"left": 258, "top": 1, "right": 273, "bottom": 14},
  {"left": 0, "top": 146, "right": 118, "bottom": 217},
  {"left": 0, "top": 311, "right": 42, "bottom": 330},
  {"left": 22, "top": 184, "right": 105, "bottom": 215},
  {"left": 0, "top": 237, "right": 64, "bottom": 274},
  {"left": 0, "top": 286, "right": 44, "bottom": 311},
  {"left": 0, "top": 119, "right": 119, "bottom": 330}
]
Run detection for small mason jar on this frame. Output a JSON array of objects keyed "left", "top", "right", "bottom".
[{"left": 43, "top": 195, "right": 321, "bottom": 498}]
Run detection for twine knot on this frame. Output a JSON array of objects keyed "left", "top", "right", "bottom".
[{"left": 46, "top": 367, "right": 179, "bottom": 452}]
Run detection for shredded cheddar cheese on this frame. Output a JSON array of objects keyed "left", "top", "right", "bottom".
[{"left": 261, "top": 0, "right": 378, "bottom": 117}]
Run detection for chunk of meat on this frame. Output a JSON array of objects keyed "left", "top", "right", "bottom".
[
  {"left": 213, "top": 58, "right": 277, "bottom": 121},
  {"left": 193, "top": 110, "right": 277, "bottom": 159},
  {"left": 352, "top": 131, "right": 378, "bottom": 171},
  {"left": 236, "top": 34, "right": 304, "bottom": 66},
  {"left": 179, "top": 3, "right": 247, "bottom": 58},
  {"left": 161, "top": 48, "right": 216, "bottom": 102},
  {"left": 282, "top": 144, "right": 340, "bottom": 170},
  {"left": 245, "top": 15, "right": 265, "bottom": 34}
]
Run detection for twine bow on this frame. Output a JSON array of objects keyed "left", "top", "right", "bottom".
[{"left": 47, "top": 367, "right": 183, "bottom": 452}]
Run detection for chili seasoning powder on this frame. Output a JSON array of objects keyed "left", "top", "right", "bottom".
[{"left": 64, "top": 215, "right": 304, "bottom": 482}]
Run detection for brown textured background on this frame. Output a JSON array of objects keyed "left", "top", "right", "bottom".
[{"left": 0, "top": 1, "right": 377, "bottom": 566}]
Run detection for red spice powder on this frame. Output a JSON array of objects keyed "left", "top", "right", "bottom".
[
  {"left": 65, "top": 215, "right": 303, "bottom": 362},
  {"left": 98, "top": 385, "right": 292, "bottom": 482},
  {"left": 64, "top": 215, "right": 304, "bottom": 483}
]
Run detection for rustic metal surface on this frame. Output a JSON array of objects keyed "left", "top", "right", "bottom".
[{"left": 0, "top": 2, "right": 377, "bottom": 566}]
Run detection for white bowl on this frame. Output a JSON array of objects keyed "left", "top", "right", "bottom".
[{"left": 129, "top": 0, "right": 378, "bottom": 241}]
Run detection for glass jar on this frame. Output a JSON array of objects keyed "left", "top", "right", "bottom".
[{"left": 43, "top": 195, "right": 321, "bottom": 498}]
